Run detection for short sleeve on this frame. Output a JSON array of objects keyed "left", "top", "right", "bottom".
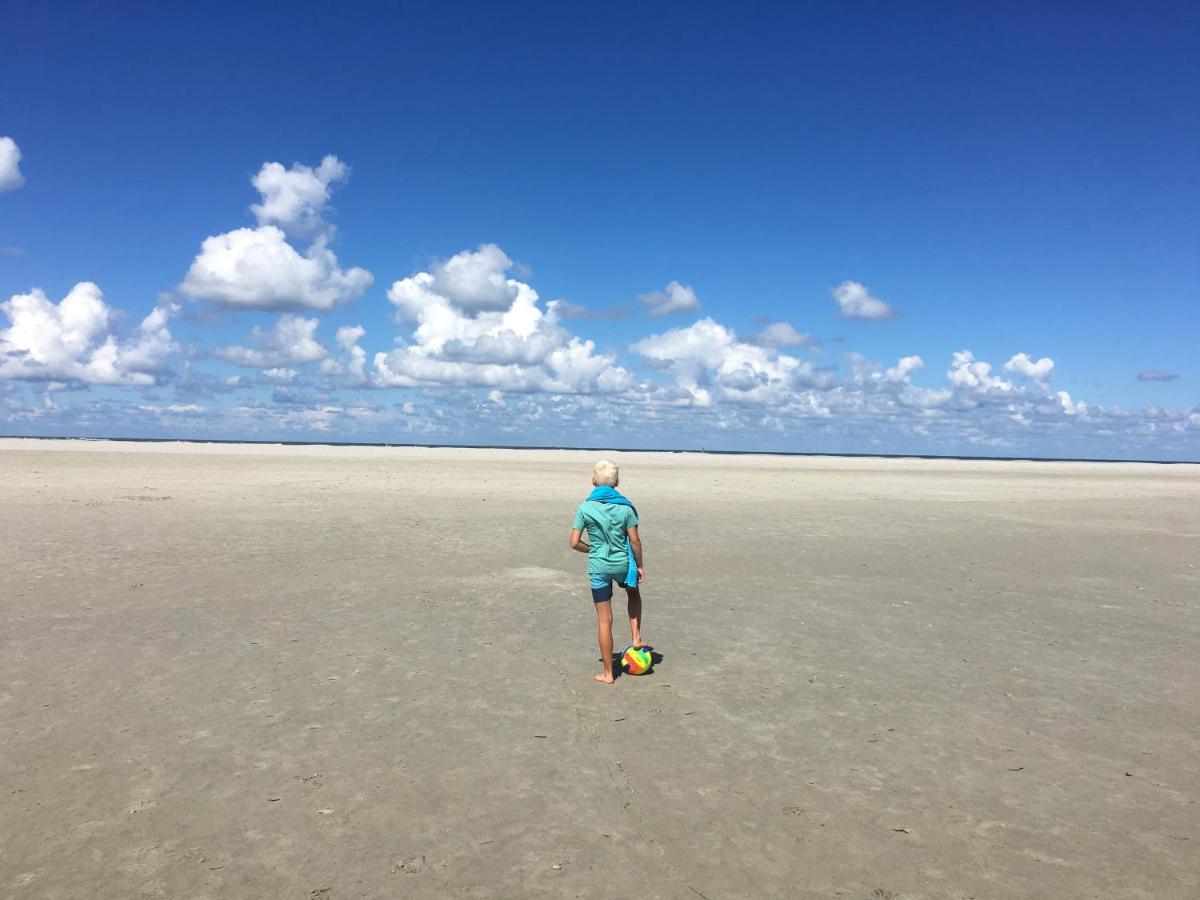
[
  {"left": 627, "top": 507, "right": 639, "bottom": 527},
  {"left": 572, "top": 504, "right": 585, "bottom": 529}
]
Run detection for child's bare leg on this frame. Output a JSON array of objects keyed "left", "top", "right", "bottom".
[
  {"left": 625, "top": 586, "right": 644, "bottom": 647},
  {"left": 594, "top": 601, "right": 614, "bottom": 684}
]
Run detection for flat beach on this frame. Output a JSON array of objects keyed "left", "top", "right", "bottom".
[{"left": 2, "top": 439, "right": 1197, "bottom": 899}]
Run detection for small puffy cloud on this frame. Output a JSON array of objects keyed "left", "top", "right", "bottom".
[
  {"left": 320, "top": 324, "right": 368, "bottom": 384},
  {"left": 746, "top": 321, "right": 816, "bottom": 349},
  {"left": 1004, "top": 352, "right": 1055, "bottom": 381},
  {"left": 885, "top": 355, "right": 924, "bottom": 382},
  {"left": 179, "top": 227, "right": 372, "bottom": 311},
  {"left": 833, "top": 281, "right": 895, "bottom": 320},
  {"left": 1138, "top": 371, "right": 1179, "bottom": 382},
  {"left": 215, "top": 314, "right": 328, "bottom": 368},
  {"left": 639, "top": 281, "right": 701, "bottom": 317},
  {"left": 251, "top": 155, "right": 347, "bottom": 237},
  {"left": 0, "top": 283, "right": 178, "bottom": 385},
  {"left": 1048, "top": 390, "right": 1087, "bottom": 417},
  {"left": 0, "top": 137, "right": 24, "bottom": 192},
  {"left": 379, "top": 246, "right": 631, "bottom": 393},
  {"left": 120, "top": 301, "right": 181, "bottom": 376},
  {"left": 947, "top": 350, "right": 1012, "bottom": 394},
  {"left": 335, "top": 324, "right": 365, "bottom": 352}
]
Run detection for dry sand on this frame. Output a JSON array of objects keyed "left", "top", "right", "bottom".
[{"left": 2, "top": 438, "right": 1198, "bottom": 899}]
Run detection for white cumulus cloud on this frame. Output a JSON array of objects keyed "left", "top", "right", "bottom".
[
  {"left": 179, "top": 155, "right": 371, "bottom": 311},
  {"left": 0, "top": 137, "right": 24, "bottom": 192},
  {"left": 639, "top": 281, "right": 701, "bottom": 317},
  {"left": 251, "top": 155, "right": 348, "bottom": 237},
  {"left": 119, "top": 301, "right": 180, "bottom": 376},
  {"left": 833, "top": 281, "right": 895, "bottom": 320},
  {"left": 632, "top": 317, "right": 815, "bottom": 406},
  {"left": 1057, "top": 391, "right": 1086, "bottom": 416},
  {"left": 1004, "top": 352, "right": 1054, "bottom": 381},
  {"left": 377, "top": 245, "right": 631, "bottom": 393},
  {"left": 947, "top": 350, "right": 1013, "bottom": 394},
  {"left": 180, "top": 228, "right": 372, "bottom": 311},
  {"left": 885, "top": 355, "right": 924, "bottom": 382},
  {"left": 746, "top": 321, "right": 816, "bottom": 349},
  {"left": 0, "top": 283, "right": 177, "bottom": 385},
  {"left": 215, "top": 313, "right": 328, "bottom": 368},
  {"left": 320, "top": 324, "right": 368, "bottom": 384},
  {"left": 427, "top": 244, "right": 520, "bottom": 313}
]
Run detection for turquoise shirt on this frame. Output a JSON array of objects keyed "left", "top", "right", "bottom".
[{"left": 573, "top": 500, "right": 639, "bottom": 575}]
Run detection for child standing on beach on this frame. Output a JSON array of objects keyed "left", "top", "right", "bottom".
[{"left": 569, "top": 460, "right": 645, "bottom": 684}]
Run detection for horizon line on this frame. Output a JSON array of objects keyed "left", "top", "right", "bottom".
[{"left": 3, "top": 434, "right": 1195, "bottom": 466}]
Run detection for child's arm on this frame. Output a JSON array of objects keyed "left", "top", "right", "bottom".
[
  {"left": 569, "top": 528, "right": 591, "bottom": 554},
  {"left": 627, "top": 524, "right": 644, "bottom": 582}
]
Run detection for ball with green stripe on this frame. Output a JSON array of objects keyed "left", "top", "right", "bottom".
[{"left": 621, "top": 645, "right": 652, "bottom": 675}]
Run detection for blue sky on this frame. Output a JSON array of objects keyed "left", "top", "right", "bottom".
[{"left": 2, "top": 1, "right": 1197, "bottom": 458}]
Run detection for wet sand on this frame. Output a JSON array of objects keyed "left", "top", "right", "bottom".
[{"left": 2, "top": 439, "right": 1198, "bottom": 899}]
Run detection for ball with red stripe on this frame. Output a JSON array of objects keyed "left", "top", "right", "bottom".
[{"left": 621, "top": 645, "right": 652, "bottom": 675}]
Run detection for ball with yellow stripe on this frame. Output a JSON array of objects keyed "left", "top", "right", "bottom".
[{"left": 621, "top": 645, "right": 652, "bottom": 676}]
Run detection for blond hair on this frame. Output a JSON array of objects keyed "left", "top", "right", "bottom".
[{"left": 592, "top": 459, "right": 619, "bottom": 486}]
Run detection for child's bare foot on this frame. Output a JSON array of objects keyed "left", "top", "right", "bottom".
[{"left": 594, "top": 672, "right": 614, "bottom": 684}]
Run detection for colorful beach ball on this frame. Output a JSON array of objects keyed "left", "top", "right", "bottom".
[{"left": 622, "top": 645, "right": 652, "bottom": 675}]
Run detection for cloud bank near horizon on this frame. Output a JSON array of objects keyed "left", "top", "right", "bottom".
[{"left": 2, "top": 154, "right": 1196, "bottom": 459}]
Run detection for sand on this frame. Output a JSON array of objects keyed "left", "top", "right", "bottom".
[{"left": 2, "top": 439, "right": 1197, "bottom": 899}]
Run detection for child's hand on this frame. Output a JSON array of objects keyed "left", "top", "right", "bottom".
[{"left": 637, "top": 567, "right": 645, "bottom": 584}]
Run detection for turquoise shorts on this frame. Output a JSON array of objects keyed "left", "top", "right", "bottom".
[{"left": 589, "top": 572, "right": 634, "bottom": 603}]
